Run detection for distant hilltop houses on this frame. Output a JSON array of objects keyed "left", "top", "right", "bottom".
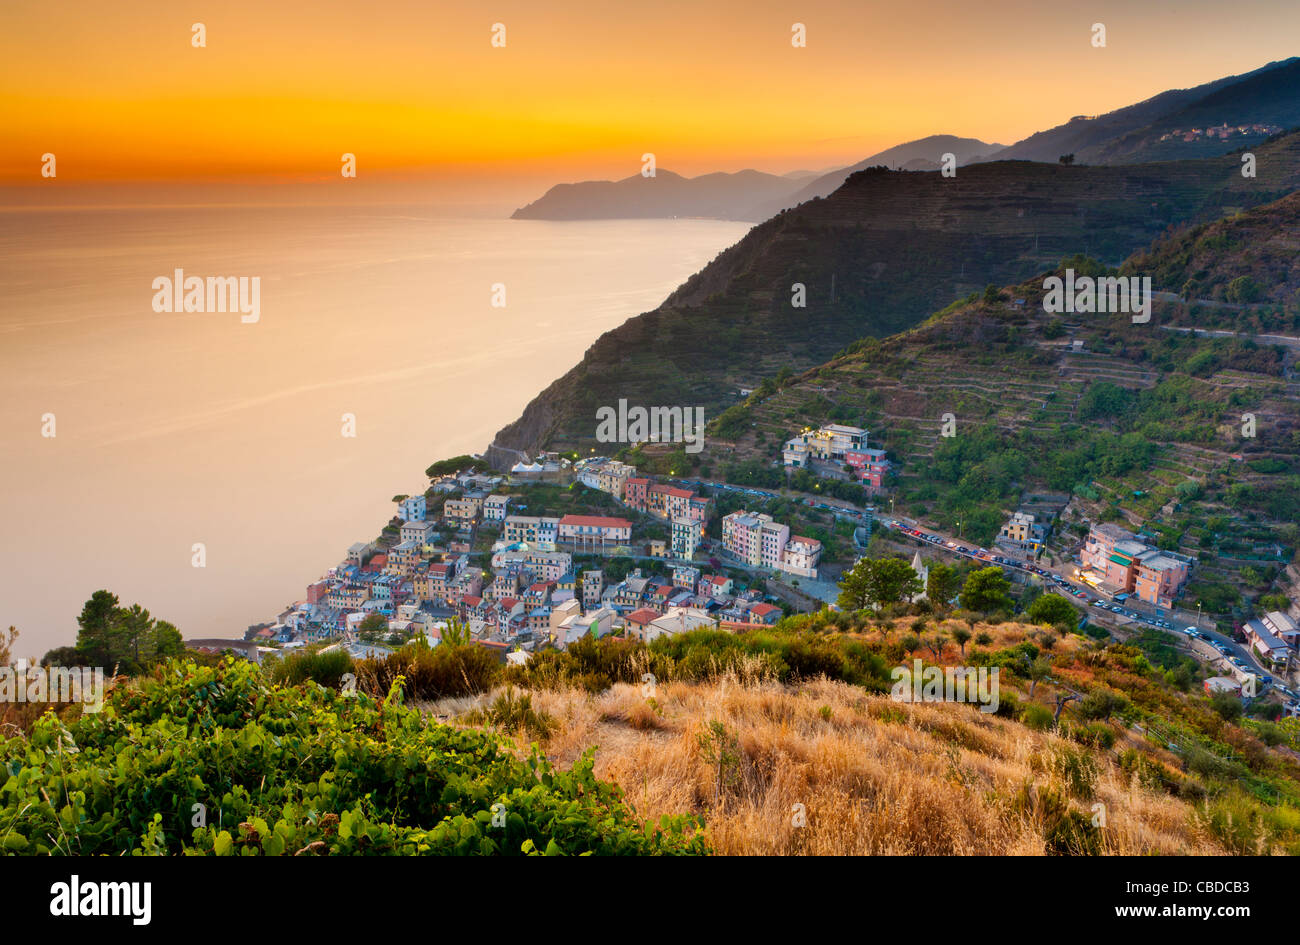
[
  {"left": 1158, "top": 122, "right": 1281, "bottom": 143},
  {"left": 1078, "top": 523, "right": 1194, "bottom": 610},
  {"left": 258, "top": 459, "right": 796, "bottom": 658},
  {"left": 781, "top": 424, "right": 890, "bottom": 488}
]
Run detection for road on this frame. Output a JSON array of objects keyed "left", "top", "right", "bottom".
[
  {"left": 658, "top": 475, "right": 1296, "bottom": 705},
  {"left": 875, "top": 516, "right": 1299, "bottom": 705}
]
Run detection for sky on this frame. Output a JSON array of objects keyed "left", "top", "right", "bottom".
[{"left": 3, "top": 0, "right": 1300, "bottom": 203}]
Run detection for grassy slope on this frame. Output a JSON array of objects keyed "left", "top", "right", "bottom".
[{"left": 437, "top": 617, "right": 1300, "bottom": 855}]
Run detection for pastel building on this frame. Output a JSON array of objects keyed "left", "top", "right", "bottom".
[
  {"left": 582, "top": 570, "right": 604, "bottom": 608},
  {"left": 1080, "top": 523, "right": 1192, "bottom": 608},
  {"left": 503, "top": 515, "right": 560, "bottom": 551},
  {"left": 845, "top": 448, "right": 890, "bottom": 487},
  {"left": 624, "top": 477, "right": 650, "bottom": 511},
  {"left": 398, "top": 495, "right": 427, "bottom": 522},
  {"left": 483, "top": 494, "right": 511, "bottom": 522},
  {"left": 782, "top": 424, "right": 868, "bottom": 467},
  {"left": 671, "top": 516, "right": 704, "bottom": 560},
  {"left": 557, "top": 514, "right": 633, "bottom": 549},
  {"left": 780, "top": 536, "right": 823, "bottom": 579}
]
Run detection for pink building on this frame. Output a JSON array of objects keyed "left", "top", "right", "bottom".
[{"left": 845, "top": 448, "right": 890, "bottom": 488}]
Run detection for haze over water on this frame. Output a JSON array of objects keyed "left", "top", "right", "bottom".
[{"left": 0, "top": 203, "right": 748, "bottom": 657}]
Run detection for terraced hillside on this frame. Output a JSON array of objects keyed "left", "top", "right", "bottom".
[
  {"left": 490, "top": 131, "right": 1300, "bottom": 462},
  {"left": 695, "top": 192, "right": 1300, "bottom": 621}
]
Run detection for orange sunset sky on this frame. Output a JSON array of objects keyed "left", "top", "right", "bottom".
[{"left": 3, "top": 0, "right": 1298, "bottom": 199}]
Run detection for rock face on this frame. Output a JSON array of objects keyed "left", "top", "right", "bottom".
[{"left": 490, "top": 131, "right": 1300, "bottom": 460}]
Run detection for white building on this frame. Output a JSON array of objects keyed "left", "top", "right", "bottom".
[{"left": 398, "top": 494, "right": 427, "bottom": 522}]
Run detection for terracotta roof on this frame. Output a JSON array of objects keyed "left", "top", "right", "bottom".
[
  {"left": 626, "top": 607, "right": 659, "bottom": 625},
  {"left": 558, "top": 514, "right": 632, "bottom": 529}
]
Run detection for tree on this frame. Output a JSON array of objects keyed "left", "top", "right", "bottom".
[
  {"left": 116, "top": 603, "right": 155, "bottom": 671},
  {"left": 152, "top": 622, "right": 185, "bottom": 660},
  {"left": 951, "top": 626, "right": 972, "bottom": 656},
  {"left": 76, "top": 590, "right": 120, "bottom": 669},
  {"left": 1058, "top": 153, "right": 1075, "bottom": 166},
  {"left": 900, "top": 634, "right": 921, "bottom": 656},
  {"left": 1078, "top": 688, "right": 1128, "bottom": 721},
  {"left": 837, "top": 557, "right": 922, "bottom": 611},
  {"left": 1027, "top": 593, "right": 1078, "bottom": 631},
  {"left": 1053, "top": 692, "right": 1079, "bottom": 725},
  {"left": 959, "top": 567, "right": 1013, "bottom": 616},
  {"left": 1025, "top": 657, "right": 1053, "bottom": 698},
  {"left": 926, "top": 563, "right": 960, "bottom": 610},
  {"left": 73, "top": 590, "right": 183, "bottom": 672},
  {"left": 357, "top": 613, "right": 388, "bottom": 638},
  {"left": 0, "top": 625, "right": 16, "bottom": 666},
  {"left": 924, "top": 633, "right": 947, "bottom": 660},
  {"left": 439, "top": 617, "right": 474, "bottom": 647}
]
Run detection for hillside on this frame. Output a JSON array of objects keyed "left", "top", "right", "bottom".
[
  {"left": 489, "top": 131, "right": 1300, "bottom": 463},
  {"left": 695, "top": 191, "right": 1300, "bottom": 620},
  {"left": 996, "top": 57, "right": 1300, "bottom": 165},
  {"left": 439, "top": 616, "right": 1300, "bottom": 855},
  {"left": 511, "top": 168, "right": 806, "bottom": 222},
  {"left": 745, "top": 134, "right": 1003, "bottom": 219}
]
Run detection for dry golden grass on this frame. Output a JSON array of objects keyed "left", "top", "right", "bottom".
[{"left": 434, "top": 674, "right": 1230, "bottom": 855}]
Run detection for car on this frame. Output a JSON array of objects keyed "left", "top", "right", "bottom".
[{"left": 1183, "top": 627, "right": 1198, "bottom": 636}]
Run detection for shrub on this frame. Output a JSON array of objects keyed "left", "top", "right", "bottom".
[
  {"left": 356, "top": 640, "right": 501, "bottom": 701},
  {"left": 0, "top": 658, "right": 705, "bottom": 856},
  {"left": 462, "top": 686, "right": 556, "bottom": 742},
  {"left": 1020, "top": 703, "right": 1055, "bottom": 731}
]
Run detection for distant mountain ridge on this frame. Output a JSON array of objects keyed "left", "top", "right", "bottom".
[
  {"left": 511, "top": 57, "right": 1300, "bottom": 223},
  {"left": 511, "top": 135, "right": 1002, "bottom": 222},
  {"left": 510, "top": 168, "right": 803, "bottom": 222}
]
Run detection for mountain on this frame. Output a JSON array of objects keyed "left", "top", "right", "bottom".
[
  {"left": 510, "top": 168, "right": 807, "bottom": 221},
  {"left": 994, "top": 57, "right": 1300, "bottom": 165},
  {"left": 510, "top": 137, "right": 1001, "bottom": 222},
  {"left": 488, "top": 131, "right": 1300, "bottom": 465},
  {"left": 746, "top": 134, "right": 1004, "bottom": 219}
]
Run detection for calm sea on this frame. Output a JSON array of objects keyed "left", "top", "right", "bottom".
[{"left": 0, "top": 204, "right": 748, "bottom": 656}]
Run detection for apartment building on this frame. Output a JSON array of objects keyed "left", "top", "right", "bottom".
[
  {"left": 398, "top": 495, "right": 427, "bottom": 522},
  {"left": 844, "top": 448, "right": 890, "bottom": 487},
  {"left": 557, "top": 514, "right": 632, "bottom": 548},
  {"left": 623, "top": 477, "right": 650, "bottom": 511},
  {"left": 399, "top": 520, "right": 434, "bottom": 548},
  {"left": 582, "top": 570, "right": 604, "bottom": 609},
  {"left": 1080, "top": 523, "right": 1192, "bottom": 608},
  {"left": 503, "top": 515, "right": 560, "bottom": 551},
  {"left": 781, "top": 535, "right": 823, "bottom": 578},
  {"left": 782, "top": 424, "right": 868, "bottom": 467},
  {"left": 482, "top": 494, "right": 511, "bottom": 522},
  {"left": 671, "top": 516, "right": 704, "bottom": 560}
]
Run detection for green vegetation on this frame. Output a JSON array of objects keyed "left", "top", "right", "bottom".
[
  {"left": 0, "top": 658, "right": 706, "bottom": 855},
  {"left": 424, "top": 455, "right": 489, "bottom": 478},
  {"left": 836, "top": 557, "right": 922, "bottom": 612}
]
